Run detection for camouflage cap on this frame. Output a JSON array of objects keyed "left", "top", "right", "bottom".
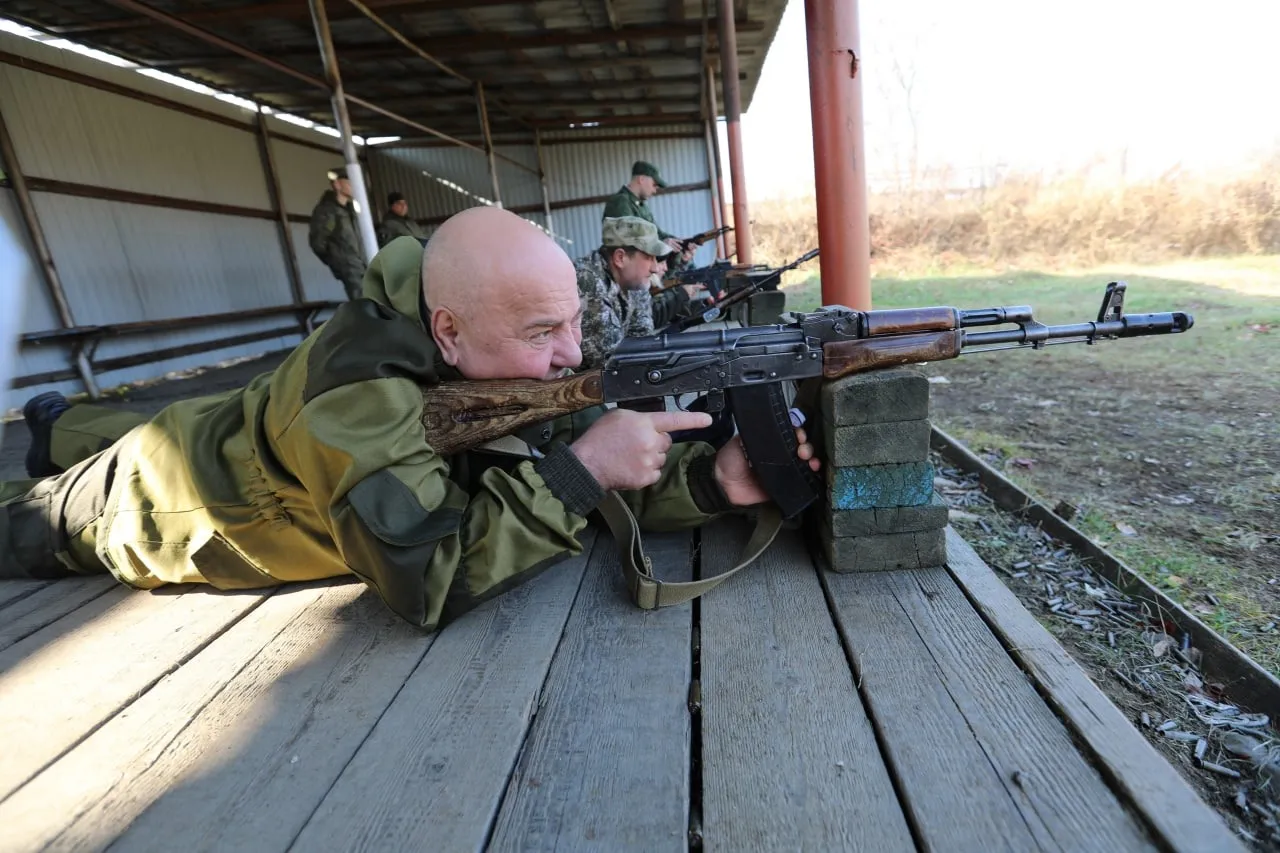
[
  {"left": 631, "top": 160, "right": 668, "bottom": 188},
  {"left": 602, "top": 216, "right": 672, "bottom": 258}
]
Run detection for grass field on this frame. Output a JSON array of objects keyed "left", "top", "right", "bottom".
[{"left": 787, "top": 256, "right": 1280, "bottom": 673}]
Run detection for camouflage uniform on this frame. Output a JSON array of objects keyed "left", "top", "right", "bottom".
[
  {"left": 0, "top": 236, "right": 731, "bottom": 631},
  {"left": 576, "top": 250, "right": 656, "bottom": 370},
  {"left": 308, "top": 190, "right": 367, "bottom": 300},
  {"left": 602, "top": 185, "right": 674, "bottom": 241},
  {"left": 378, "top": 212, "right": 425, "bottom": 247}
]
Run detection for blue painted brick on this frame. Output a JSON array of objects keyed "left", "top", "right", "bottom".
[{"left": 829, "top": 461, "right": 935, "bottom": 510}]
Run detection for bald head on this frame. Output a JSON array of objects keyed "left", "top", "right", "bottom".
[
  {"left": 423, "top": 207, "right": 583, "bottom": 380},
  {"left": 423, "top": 207, "right": 572, "bottom": 316}
]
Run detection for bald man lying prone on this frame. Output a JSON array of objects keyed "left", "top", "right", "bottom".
[{"left": 1, "top": 208, "right": 818, "bottom": 630}]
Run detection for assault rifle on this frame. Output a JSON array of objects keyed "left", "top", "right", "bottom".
[
  {"left": 421, "top": 282, "right": 1192, "bottom": 520},
  {"left": 653, "top": 260, "right": 742, "bottom": 299},
  {"left": 671, "top": 225, "right": 732, "bottom": 256},
  {"left": 662, "top": 247, "right": 819, "bottom": 333}
]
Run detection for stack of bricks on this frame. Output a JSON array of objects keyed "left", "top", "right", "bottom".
[{"left": 817, "top": 367, "right": 949, "bottom": 572}]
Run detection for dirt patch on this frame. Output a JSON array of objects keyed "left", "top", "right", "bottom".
[
  {"left": 923, "top": 334, "right": 1280, "bottom": 675},
  {"left": 936, "top": 458, "right": 1280, "bottom": 850}
]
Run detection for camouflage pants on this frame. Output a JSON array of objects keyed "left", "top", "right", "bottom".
[
  {"left": 0, "top": 406, "right": 144, "bottom": 579},
  {"left": 332, "top": 261, "right": 368, "bottom": 301}
]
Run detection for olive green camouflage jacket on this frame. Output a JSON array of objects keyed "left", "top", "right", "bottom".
[
  {"left": 575, "top": 249, "right": 691, "bottom": 370},
  {"left": 602, "top": 185, "right": 673, "bottom": 240},
  {"left": 83, "top": 237, "right": 727, "bottom": 630},
  {"left": 308, "top": 190, "right": 366, "bottom": 282},
  {"left": 378, "top": 212, "right": 426, "bottom": 247}
]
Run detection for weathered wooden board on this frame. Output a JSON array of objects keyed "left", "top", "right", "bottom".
[
  {"left": 0, "top": 581, "right": 335, "bottom": 848},
  {"left": 825, "top": 567, "right": 1158, "bottom": 852},
  {"left": 0, "top": 585, "right": 267, "bottom": 801},
  {"left": 488, "top": 531, "right": 695, "bottom": 852},
  {"left": 698, "top": 519, "right": 914, "bottom": 853},
  {"left": 0, "top": 580, "right": 52, "bottom": 611},
  {"left": 291, "top": 532, "right": 596, "bottom": 852},
  {"left": 28, "top": 581, "right": 434, "bottom": 852},
  {"left": 0, "top": 576, "right": 116, "bottom": 653},
  {"left": 944, "top": 528, "right": 1246, "bottom": 853}
]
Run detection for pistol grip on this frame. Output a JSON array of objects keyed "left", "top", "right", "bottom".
[{"left": 728, "top": 383, "right": 821, "bottom": 519}]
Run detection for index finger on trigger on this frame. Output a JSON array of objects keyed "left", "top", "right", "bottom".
[{"left": 649, "top": 410, "right": 713, "bottom": 433}]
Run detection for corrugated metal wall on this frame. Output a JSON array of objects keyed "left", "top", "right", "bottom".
[
  {"left": 368, "top": 124, "right": 717, "bottom": 265},
  {"left": 1, "top": 29, "right": 718, "bottom": 409},
  {"left": 0, "top": 31, "right": 343, "bottom": 409},
  {"left": 365, "top": 143, "right": 545, "bottom": 230}
]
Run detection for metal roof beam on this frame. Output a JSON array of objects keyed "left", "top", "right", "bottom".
[
  {"left": 99, "top": 0, "right": 543, "bottom": 170},
  {"left": 139, "top": 47, "right": 750, "bottom": 70},
  {"left": 50, "top": 0, "right": 539, "bottom": 35}
]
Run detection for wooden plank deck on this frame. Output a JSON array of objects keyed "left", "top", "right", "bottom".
[{"left": 0, "top": 521, "right": 1245, "bottom": 852}]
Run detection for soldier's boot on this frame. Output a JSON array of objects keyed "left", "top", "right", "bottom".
[{"left": 23, "top": 392, "right": 71, "bottom": 478}]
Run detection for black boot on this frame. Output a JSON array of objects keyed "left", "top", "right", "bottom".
[{"left": 23, "top": 391, "right": 71, "bottom": 478}]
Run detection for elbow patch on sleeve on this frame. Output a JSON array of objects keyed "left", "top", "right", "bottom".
[{"left": 343, "top": 470, "right": 464, "bottom": 627}]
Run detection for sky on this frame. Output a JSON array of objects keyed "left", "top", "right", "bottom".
[{"left": 732, "top": 0, "right": 1280, "bottom": 199}]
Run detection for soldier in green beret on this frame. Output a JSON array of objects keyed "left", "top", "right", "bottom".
[
  {"left": 378, "top": 191, "right": 426, "bottom": 247},
  {"left": 602, "top": 161, "right": 696, "bottom": 273},
  {"left": 307, "top": 166, "right": 368, "bottom": 301}
]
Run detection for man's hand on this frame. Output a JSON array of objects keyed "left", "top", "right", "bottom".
[
  {"left": 713, "top": 418, "right": 820, "bottom": 507},
  {"left": 571, "top": 409, "right": 712, "bottom": 491},
  {"left": 681, "top": 283, "right": 708, "bottom": 300},
  {"left": 665, "top": 237, "right": 685, "bottom": 252}
]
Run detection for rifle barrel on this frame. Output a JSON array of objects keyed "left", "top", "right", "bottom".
[{"left": 963, "top": 312, "right": 1193, "bottom": 347}]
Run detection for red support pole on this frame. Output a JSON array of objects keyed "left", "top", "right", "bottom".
[
  {"left": 717, "top": 0, "right": 752, "bottom": 264},
  {"left": 805, "top": 0, "right": 871, "bottom": 309}
]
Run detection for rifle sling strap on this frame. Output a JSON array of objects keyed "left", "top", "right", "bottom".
[{"left": 596, "top": 491, "right": 783, "bottom": 610}]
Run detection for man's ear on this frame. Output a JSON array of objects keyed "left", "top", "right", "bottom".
[{"left": 431, "top": 307, "right": 462, "bottom": 366}]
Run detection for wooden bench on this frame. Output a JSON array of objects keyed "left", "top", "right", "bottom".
[{"left": 0, "top": 521, "right": 1243, "bottom": 851}]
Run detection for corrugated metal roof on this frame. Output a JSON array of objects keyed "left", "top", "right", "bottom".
[
  {"left": 0, "top": 28, "right": 342, "bottom": 152},
  {"left": 3, "top": 0, "right": 788, "bottom": 141}
]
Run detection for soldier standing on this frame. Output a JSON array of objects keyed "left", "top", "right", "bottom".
[
  {"left": 308, "top": 166, "right": 367, "bottom": 301},
  {"left": 603, "top": 161, "right": 696, "bottom": 273},
  {"left": 378, "top": 192, "right": 426, "bottom": 246}
]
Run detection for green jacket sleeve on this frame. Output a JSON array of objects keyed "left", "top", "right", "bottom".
[
  {"left": 650, "top": 286, "right": 692, "bottom": 329},
  {"left": 308, "top": 204, "right": 335, "bottom": 262},
  {"left": 277, "top": 377, "right": 598, "bottom": 631},
  {"left": 621, "top": 442, "right": 730, "bottom": 531}
]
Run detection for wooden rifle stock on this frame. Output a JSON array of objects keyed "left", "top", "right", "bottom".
[
  {"left": 822, "top": 330, "right": 964, "bottom": 379},
  {"left": 864, "top": 307, "right": 960, "bottom": 336},
  {"left": 420, "top": 371, "right": 605, "bottom": 456}
]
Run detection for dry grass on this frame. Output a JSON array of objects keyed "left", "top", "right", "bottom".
[{"left": 751, "top": 157, "right": 1280, "bottom": 276}]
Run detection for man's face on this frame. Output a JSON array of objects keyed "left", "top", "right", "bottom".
[
  {"left": 445, "top": 265, "right": 583, "bottom": 381},
  {"left": 634, "top": 175, "right": 657, "bottom": 200},
  {"left": 333, "top": 177, "right": 352, "bottom": 197},
  {"left": 611, "top": 248, "right": 662, "bottom": 290},
  {"left": 391, "top": 199, "right": 409, "bottom": 217}
]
